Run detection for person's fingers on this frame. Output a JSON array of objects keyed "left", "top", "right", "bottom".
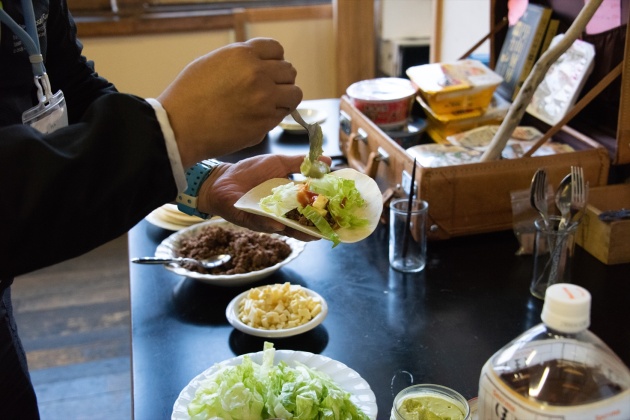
[
  {"left": 273, "top": 85, "right": 303, "bottom": 111},
  {"left": 265, "top": 60, "right": 298, "bottom": 84},
  {"left": 247, "top": 37, "right": 285, "bottom": 60},
  {"left": 239, "top": 212, "right": 322, "bottom": 243}
]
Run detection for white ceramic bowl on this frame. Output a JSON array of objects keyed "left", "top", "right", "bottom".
[
  {"left": 225, "top": 285, "right": 328, "bottom": 337},
  {"left": 154, "top": 218, "right": 305, "bottom": 286}
]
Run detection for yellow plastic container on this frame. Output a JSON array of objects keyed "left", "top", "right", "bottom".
[
  {"left": 407, "top": 59, "right": 503, "bottom": 115},
  {"left": 418, "top": 93, "right": 510, "bottom": 143}
]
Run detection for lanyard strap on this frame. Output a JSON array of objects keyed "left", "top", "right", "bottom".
[{"left": 0, "top": 0, "right": 46, "bottom": 77}]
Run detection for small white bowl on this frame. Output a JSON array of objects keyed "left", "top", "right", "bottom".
[
  {"left": 279, "top": 108, "right": 327, "bottom": 133},
  {"left": 225, "top": 286, "right": 328, "bottom": 337}
]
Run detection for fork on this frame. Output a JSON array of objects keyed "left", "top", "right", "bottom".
[
  {"left": 530, "top": 168, "right": 550, "bottom": 228},
  {"left": 569, "top": 166, "right": 588, "bottom": 226}
]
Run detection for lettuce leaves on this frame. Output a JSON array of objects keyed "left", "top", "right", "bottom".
[
  {"left": 259, "top": 174, "right": 368, "bottom": 247},
  {"left": 187, "top": 342, "right": 369, "bottom": 420}
]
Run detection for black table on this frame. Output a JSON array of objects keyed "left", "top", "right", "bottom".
[{"left": 128, "top": 99, "right": 630, "bottom": 420}]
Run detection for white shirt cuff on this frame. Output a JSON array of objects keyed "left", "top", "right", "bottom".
[{"left": 145, "top": 98, "right": 187, "bottom": 193}]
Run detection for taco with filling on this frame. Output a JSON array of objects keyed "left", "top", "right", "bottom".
[{"left": 234, "top": 168, "right": 382, "bottom": 246}]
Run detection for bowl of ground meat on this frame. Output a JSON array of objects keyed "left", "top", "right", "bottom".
[{"left": 154, "top": 218, "right": 306, "bottom": 286}]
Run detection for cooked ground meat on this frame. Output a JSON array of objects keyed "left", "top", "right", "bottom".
[
  {"left": 285, "top": 208, "right": 338, "bottom": 229},
  {"left": 176, "top": 226, "right": 292, "bottom": 275}
]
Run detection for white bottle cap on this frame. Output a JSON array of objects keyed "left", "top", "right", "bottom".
[{"left": 541, "top": 283, "right": 591, "bottom": 333}]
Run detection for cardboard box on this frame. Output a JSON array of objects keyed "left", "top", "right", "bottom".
[{"left": 576, "top": 184, "right": 630, "bottom": 265}]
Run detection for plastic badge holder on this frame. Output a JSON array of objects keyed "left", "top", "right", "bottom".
[{"left": 22, "top": 74, "right": 68, "bottom": 134}]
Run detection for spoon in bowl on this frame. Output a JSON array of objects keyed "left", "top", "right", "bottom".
[{"left": 131, "top": 254, "right": 231, "bottom": 270}]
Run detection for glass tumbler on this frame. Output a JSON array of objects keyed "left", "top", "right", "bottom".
[{"left": 530, "top": 216, "right": 580, "bottom": 300}]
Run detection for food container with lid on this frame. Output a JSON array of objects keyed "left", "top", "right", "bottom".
[
  {"left": 346, "top": 77, "right": 417, "bottom": 130},
  {"left": 417, "top": 92, "right": 509, "bottom": 143},
  {"left": 407, "top": 59, "right": 503, "bottom": 115}
]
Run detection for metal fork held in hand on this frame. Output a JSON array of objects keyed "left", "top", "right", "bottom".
[{"left": 291, "top": 110, "right": 318, "bottom": 140}]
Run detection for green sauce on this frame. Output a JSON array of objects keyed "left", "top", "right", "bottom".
[{"left": 396, "top": 395, "right": 465, "bottom": 420}]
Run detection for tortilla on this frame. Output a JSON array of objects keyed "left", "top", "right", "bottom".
[{"left": 234, "top": 168, "right": 382, "bottom": 243}]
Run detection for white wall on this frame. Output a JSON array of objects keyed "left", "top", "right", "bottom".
[
  {"left": 79, "top": 2, "right": 488, "bottom": 101},
  {"left": 437, "top": 0, "right": 490, "bottom": 62},
  {"left": 380, "top": 0, "right": 433, "bottom": 40},
  {"left": 80, "top": 19, "right": 335, "bottom": 100}
]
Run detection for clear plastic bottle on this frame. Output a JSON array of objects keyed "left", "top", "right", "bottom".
[{"left": 477, "top": 283, "right": 630, "bottom": 419}]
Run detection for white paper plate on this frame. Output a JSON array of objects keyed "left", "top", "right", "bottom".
[
  {"left": 225, "top": 286, "right": 328, "bottom": 337},
  {"left": 154, "top": 219, "right": 305, "bottom": 286},
  {"left": 171, "top": 350, "right": 378, "bottom": 419},
  {"left": 234, "top": 168, "right": 382, "bottom": 244},
  {"left": 279, "top": 108, "right": 327, "bottom": 133},
  {"left": 145, "top": 204, "right": 205, "bottom": 231}
]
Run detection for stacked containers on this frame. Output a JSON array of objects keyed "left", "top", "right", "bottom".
[{"left": 406, "top": 59, "right": 506, "bottom": 143}]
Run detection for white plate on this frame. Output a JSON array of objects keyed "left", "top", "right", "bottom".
[
  {"left": 171, "top": 350, "right": 378, "bottom": 419},
  {"left": 154, "top": 219, "right": 306, "bottom": 286},
  {"left": 225, "top": 286, "right": 328, "bottom": 337},
  {"left": 234, "top": 168, "right": 382, "bottom": 244},
  {"left": 279, "top": 108, "right": 327, "bottom": 133},
  {"left": 145, "top": 204, "right": 205, "bottom": 231}
]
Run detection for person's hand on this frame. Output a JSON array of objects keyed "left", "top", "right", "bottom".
[
  {"left": 158, "top": 38, "right": 302, "bottom": 168},
  {"left": 197, "top": 154, "right": 332, "bottom": 241}
]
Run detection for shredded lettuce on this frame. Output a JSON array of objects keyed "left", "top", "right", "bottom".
[
  {"left": 260, "top": 183, "right": 302, "bottom": 218},
  {"left": 259, "top": 174, "right": 368, "bottom": 247},
  {"left": 187, "top": 342, "right": 370, "bottom": 420}
]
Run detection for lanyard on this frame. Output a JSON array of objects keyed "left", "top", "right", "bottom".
[
  {"left": 0, "top": 0, "right": 46, "bottom": 77},
  {"left": 1, "top": 0, "right": 66, "bottom": 133},
  {"left": 0, "top": 0, "right": 53, "bottom": 104}
]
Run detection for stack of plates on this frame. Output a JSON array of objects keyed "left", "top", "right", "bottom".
[{"left": 145, "top": 203, "right": 204, "bottom": 231}]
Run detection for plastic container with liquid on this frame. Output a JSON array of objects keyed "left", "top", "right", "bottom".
[{"left": 477, "top": 283, "right": 630, "bottom": 419}]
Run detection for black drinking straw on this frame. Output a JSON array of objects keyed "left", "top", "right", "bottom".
[{"left": 401, "top": 158, "right": 417, "bottom": 261}]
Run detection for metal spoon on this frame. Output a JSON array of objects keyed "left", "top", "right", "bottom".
[
  {"left": 555, "top": 173, "right": 573, "bottom": 230},
  {"left": 131, "top": 254, "right": 231, "bottom": 270},
  {"left": 530, "top": 168, "right": 550, "bottom": 228}
]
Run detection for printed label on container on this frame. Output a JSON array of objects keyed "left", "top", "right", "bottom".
[{"left": 477, "top": 361, "right": 630, "bottom": 419}]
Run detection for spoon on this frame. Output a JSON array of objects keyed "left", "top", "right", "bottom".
[
  {"left": 555, "top": 173, "right": 572, "bottom": 230},
  {"left": 530, "top": 168, "right": 550, "bottom": 228},
  {"left": 131, "top": 254, "right": 231, "bottom": 270}
]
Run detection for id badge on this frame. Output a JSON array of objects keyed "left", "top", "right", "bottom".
[{"left": 22, "top": 74, "right": 68, "bottom": 134}]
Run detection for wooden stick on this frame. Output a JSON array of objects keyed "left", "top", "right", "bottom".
[
  {"left": 401, "top": 158, "right": 417, "bottom": 261},
  {"left": 458, "top": 17, "right": 508, "bottom": 61},
  {"left": 480, "top": 0, "right": 604, "bottom": 162}
]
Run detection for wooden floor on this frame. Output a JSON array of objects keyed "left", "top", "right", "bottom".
[{"left": 11, "top": 234, "right": 132, "bottom": 420}]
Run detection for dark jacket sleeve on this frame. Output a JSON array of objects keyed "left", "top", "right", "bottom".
[{"left": 0, "top": 93, "right": 179, "bottom": 279}]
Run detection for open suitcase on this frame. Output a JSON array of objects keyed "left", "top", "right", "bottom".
[{"left": 338, "top": 0, "right": 630, "bottom": 240}]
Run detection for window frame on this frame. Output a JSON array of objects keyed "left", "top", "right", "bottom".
[{"left": 70, "top": 0, "right": 332, "bottom": 37}]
